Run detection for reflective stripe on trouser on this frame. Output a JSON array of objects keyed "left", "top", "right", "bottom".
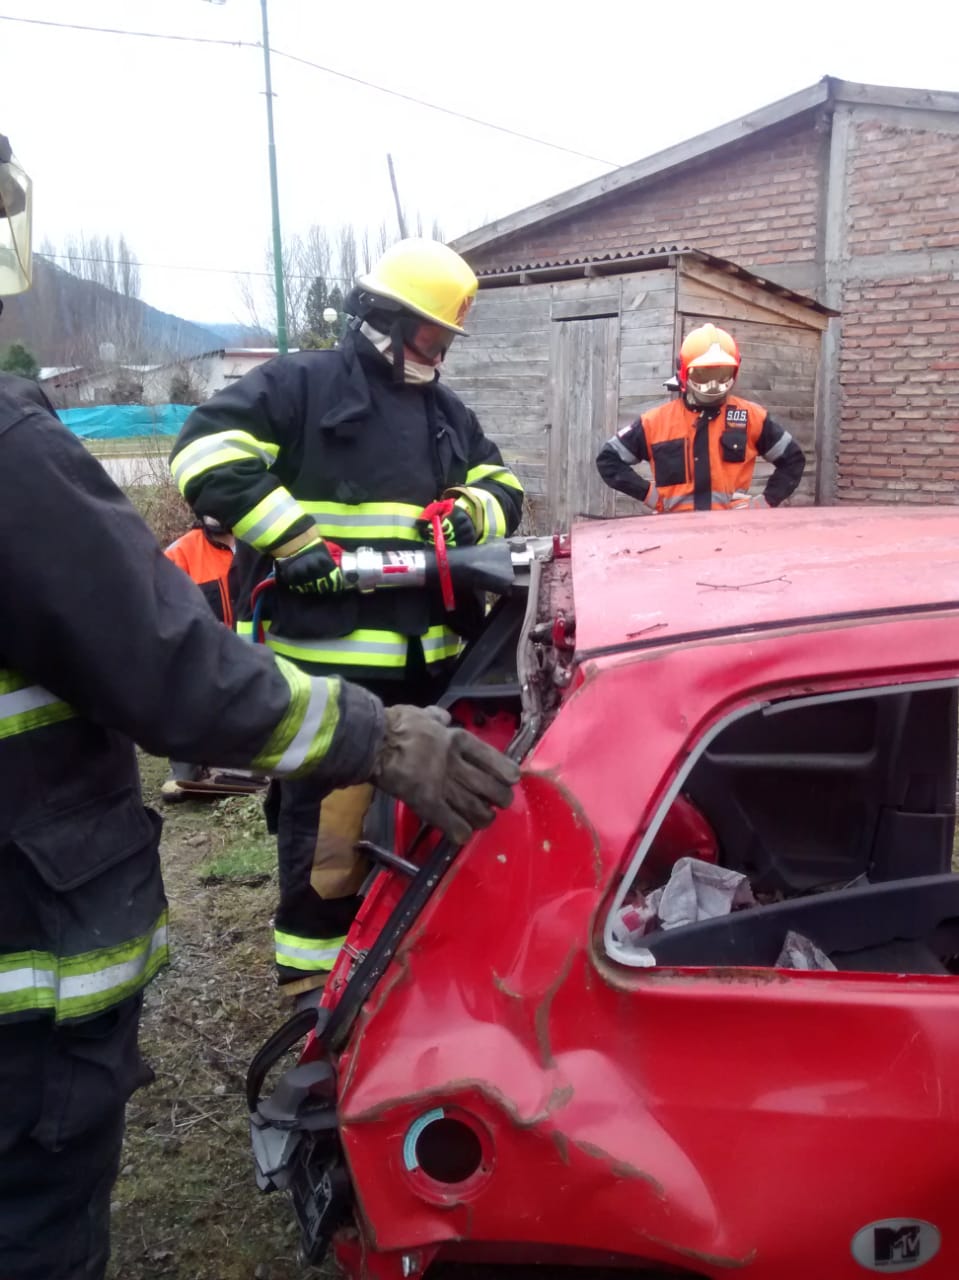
[
  {"left": 662, "top": 490, "right": 752, "bottom": 512},
  {"left": 298, "top": 499, "right": 425, "bottom": 543},
  {"left": 0, "top": 913, "right": 169, "bottom": 1022},
  {"left": 233, "top": 487, "right": 311, "bottom": 551},
  {"left": 259, "top": 625, "right": 463, "bottom": 669},
  {"left": 0, "top": 670, "right": 76, "bottom": 740},
  {"left": 274, "top": 928, "right": 346, "bottom": 972},
  {"left": 171, "top": 429, "right": 280, "bottom": 493}
]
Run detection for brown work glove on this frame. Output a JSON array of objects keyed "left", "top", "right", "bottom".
[{"left": 371, "top": 706, "right": 520, "bottom": 845}]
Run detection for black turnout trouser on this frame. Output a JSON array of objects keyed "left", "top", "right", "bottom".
[
  {"left": 271, "top": 648, "right": 453, "bottom": 984},
  {"left": 0, "top": 996, "right": 152, "bottom": 1280}
]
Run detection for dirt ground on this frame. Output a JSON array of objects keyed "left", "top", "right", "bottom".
[{"left": 107, "top": 757, "right": 333, "bottom": 1280}]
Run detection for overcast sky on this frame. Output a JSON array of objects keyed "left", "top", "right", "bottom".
[{"left": 2, "top": 0, "right": 957, "bottom": 328}]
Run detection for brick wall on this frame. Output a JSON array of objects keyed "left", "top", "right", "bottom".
[
  {"left": 468, "top": 117, "right": 822, "bottom": 275},
  {"left": 835, "top": 116, "right": 959, "bottom": 502},
  {"left": 846, "top": 120, "right": 959, "bottom": 255},
  {"left": 836, "top": 273, "right": 959, "bottom": 503}
]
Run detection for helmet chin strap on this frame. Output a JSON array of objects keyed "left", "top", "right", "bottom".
[
  {"left": 357, "top": 319, "right": 437, "bottom": 385},
  {"left": 389, "top": 316, "right": 406, "bottom": 385}
]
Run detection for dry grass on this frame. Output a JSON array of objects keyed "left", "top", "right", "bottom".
[{"left": 117, "top": 441, "right": 193, "bottom": 548}]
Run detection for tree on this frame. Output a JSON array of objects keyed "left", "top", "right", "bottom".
[
  {"left": 0, "top": 343, "right": 40, "bottom": 379},
  {"left": 109, "top": 372, "right": 143, "bottom": 404},
  {"left": 168, "top": 365, "right": 204, "bottom": 405},
  {"left": 235, "top": 216, "right": 444, "bottom": 344},
  {"left": 300, "top": 276, "right": 344, "bottom": 348}
]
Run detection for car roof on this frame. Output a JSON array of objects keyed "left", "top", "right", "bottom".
[{"left": 571, "top": 506, "right": 959, "bottom": 658}]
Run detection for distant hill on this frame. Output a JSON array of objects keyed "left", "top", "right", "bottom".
[
  {"left": 199, "top": 322, "right": 273, "bottom": 347},
  {"left": 0, "top": 257, "right": 229, "bottom": 366}
]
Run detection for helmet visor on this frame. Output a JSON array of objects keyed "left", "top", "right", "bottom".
[
  {"left": 406, "top": 320, "right": 456, "bottom": 364},
  {"left": 686, "top": 364, "right": 736, "bottom": 404},
  {"left": 0, "top": 153, "right": 31, "bottom": 296}
]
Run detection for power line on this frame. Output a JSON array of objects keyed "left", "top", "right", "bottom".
[
  {"left": 267, "top": 47, "right": 621, "bottom": 168},
  {"left": 37, "top": 250, "right": 354, "bottom": 285},
  {"left": 0, "top": 13, "right": 621, "bottom": 168},
  {"left": 0, "top": 12, "right": 246, "bottom": 48}
]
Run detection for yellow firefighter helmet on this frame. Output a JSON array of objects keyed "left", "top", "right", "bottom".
[{"left": 356, "top": 238, "right": 478, "bottom": 334}]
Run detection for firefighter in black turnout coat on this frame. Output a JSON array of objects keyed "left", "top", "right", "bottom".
[
  {"left": 0, "top": 138, "right": 517, "bottom": 1280},
  {"left": 171, "top": 238, "right": 524, "bottom": 994}
]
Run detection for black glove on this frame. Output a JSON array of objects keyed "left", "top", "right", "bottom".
[
  {"left": 274, "top": 537, "right": 344, "bottom": 595},
  {"left": 371, "top": 706, "right": 519, "bottom": 844},
  {"left": 416, "top": 502, "right": 478, "bottom": 548}
]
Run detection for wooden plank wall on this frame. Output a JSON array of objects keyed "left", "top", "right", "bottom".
[
  {"left": 441, "top": 285, "right": 551, "bottom": 526},
  {"left": 443, "top": 270, "right": 677, "bottom": 529},
  {"left": 443, "top": 264, "right": 823, "bottom": 529},
  {"left": 611, "top": 269, "right": 678, "bottom": 519},
  {"left": 548, "top": 313, "right": 620, "bottom": 526}
]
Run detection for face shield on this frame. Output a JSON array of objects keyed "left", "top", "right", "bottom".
[
  {"left": 686, "top": 363, "right": 737, "bottom": 407},
  {"left": 405, "top": 319, "right": 457, "bottom": 366},
  {"left": 0, "top": 137, "right": 32, "bottom": 297}
]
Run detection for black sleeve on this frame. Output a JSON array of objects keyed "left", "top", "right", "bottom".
[
  {"left": 169, "top": 357, "right": 315, "bottom": 553},
  {"left": 0, "top": 402, "right": 381, "bottom": 780},
  {"left": 756, "top": 413, "right": 806, "bottom": 507},
  {"left": 596, "top": 419, "right": 652, "bottom": 502}
]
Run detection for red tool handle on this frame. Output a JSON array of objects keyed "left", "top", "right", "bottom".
[{"left": 419, "top": 499, "right": 456, "bottom": 612}]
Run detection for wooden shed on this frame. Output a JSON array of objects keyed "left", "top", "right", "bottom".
[{"left": 442, "top": 248, "right": 835, "bottom": 531}]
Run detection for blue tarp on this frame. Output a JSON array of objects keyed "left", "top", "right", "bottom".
[{"left": 56, "top": 403, "right": 193, "bottom": 439}]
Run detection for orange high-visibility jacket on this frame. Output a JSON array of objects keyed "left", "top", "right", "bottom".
[
  {"left": 165, "top": 527, "right": 236, "bottom": 626},
  {"left": 596, "top": 395, "right": 805, "bottom": 514}
]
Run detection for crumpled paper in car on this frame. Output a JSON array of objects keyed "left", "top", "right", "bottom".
[
  {"left": 611, "top": 856, "right": 756, "bottom": 945},
  {"left": 649, "top": 856, "right": 756, "bottom": 930},
  {"left": 775, "top": 930, "right": 836, "bottom": 971}
]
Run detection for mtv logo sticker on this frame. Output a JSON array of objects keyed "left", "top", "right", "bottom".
[{"left": 852, "top": 1219, "right": 941, "bottom": 1272}]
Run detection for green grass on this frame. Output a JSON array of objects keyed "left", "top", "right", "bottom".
[
  {"left": 85, "top": 435, "right": 173, "bottom": 457},
  {"left": 197, "top": 840, "right": 275, "bottom": 883}
]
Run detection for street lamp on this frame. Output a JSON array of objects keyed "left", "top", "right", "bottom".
[{"left": 203, "top": 0, "right": 289, "bottom": 354}]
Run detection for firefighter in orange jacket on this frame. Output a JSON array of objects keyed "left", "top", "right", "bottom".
[
  {"left": 165, "top": 516, "right": 238, "bottom": 627},
  {"left": 162, "top": 516, "right": 240, "bottom": 800},
  {"left": 596, "top": 324, "right": 806, "bottom": 513}
]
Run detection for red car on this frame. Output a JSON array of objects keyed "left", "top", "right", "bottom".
[{"left": 250, "top": 506, "right": 959, "bottom": 1280}]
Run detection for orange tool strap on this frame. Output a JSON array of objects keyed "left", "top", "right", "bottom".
[{"left": 419, "top": 499, "right": 456, "bottom": 612}]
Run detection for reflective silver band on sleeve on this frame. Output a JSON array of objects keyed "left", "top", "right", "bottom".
[{"left": 763, "top": 430, "right": 794, "bottom": 463}]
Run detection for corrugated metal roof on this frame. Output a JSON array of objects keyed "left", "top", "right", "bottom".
[
  {"left": 476, "top": 245, "right": 689, "bottom": 276},
  {"left": 476, "top": 246, "right": 837, "bottom": 316}
]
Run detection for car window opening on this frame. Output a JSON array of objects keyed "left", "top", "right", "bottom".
[{"left": 606, "top": 679, "right": 959, "bottom": 977}]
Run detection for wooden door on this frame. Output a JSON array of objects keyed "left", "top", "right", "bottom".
[{"left": 547, "top": 315, "right": 620, "bottom": 531}]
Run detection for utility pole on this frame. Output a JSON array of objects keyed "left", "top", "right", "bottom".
[
  {"left": 260, "top": 0, "right": 288, "bottom": 353},
  {"left": 386, "top": 153, "right": 408, "bottom": 240}
]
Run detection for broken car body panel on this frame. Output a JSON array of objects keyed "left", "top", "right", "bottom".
[{"left": 265, "top": 508, "right": 959, "bottom": 1278}]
